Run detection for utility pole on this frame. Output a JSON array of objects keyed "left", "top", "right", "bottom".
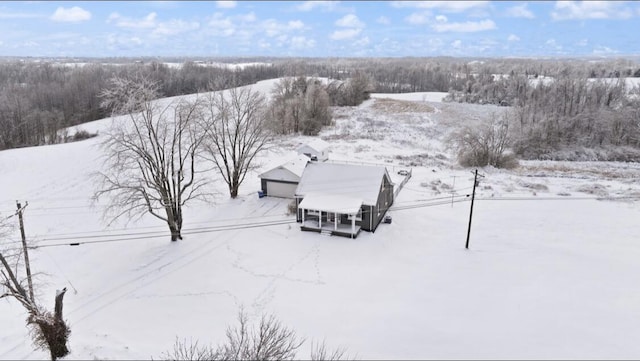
[
  {"left": 451, "top": 175, "right": 457, "bottom": 207},
  {"left": 16, "top": 200, "right": 34, "bottom": 302},
  {"left": 465, "top": 170, "right": 484, "bottom": 249}
]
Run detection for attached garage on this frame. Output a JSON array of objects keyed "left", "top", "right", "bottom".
[
  {"left": 265, "top": 181, "right": 298, "bottom": 198},
  {"left": 259, "top": 156, "right": 309, "bottom": 199}
]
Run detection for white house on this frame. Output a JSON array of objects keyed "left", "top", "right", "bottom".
[
  {"left": 294, "top": 162, "right": 394, "bottom": 238},
  {"left": 296, "top": 138, "right": 330, "bottom": 162}
]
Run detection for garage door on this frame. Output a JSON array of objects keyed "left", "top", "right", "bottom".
[{"left": 266, "top": 181, "right": 298, "bottom": 198}]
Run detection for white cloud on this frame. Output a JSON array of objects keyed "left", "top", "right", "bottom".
[
  {"left": 235, "top": 12, "right": 255, "bottom": 22},
  {"left": 0, "top": 12, "right": 43, "bottom": 19},
  {"left": 435, "top": 15, "right": 448, "bottom": 22},
  {"left": 106, "top": 34, "right": 144, "bottom": 50},
  {"left": 451, "top": 39, "right": 462, "bottom": 48},
  {"left": 592, "top": 45, "right": 618, "bottom": 55},
  {"left": 23, "top": 41, "right": 40, "bottom": 48},
  {"left": 108, "top": 12, "right": 157, "bottom": 29},
  {"left": 354, "top": 36, "right": 370, "bottom": 47},
  {"left": 208, "top": 11, "right": 260, "bottom": 32},
  {"left": 288, "top": 20, "right": 304, "bottom": 29},
  {"left": 152, "top": 19, "right": 200, "bottom": 36},
  {"left": 391, "top": 1, "right": 489, "bottom": 13},
  {"left": 577, "top": 38, "right": 588, "bottom": 46},
  {"left": 432, "top": 19, "right": 496, "bottom": 32},
  {"left": 545, "top": 38, "right": 562, "bottom": 50},
  {"left": 507, "top": 34, "right": 520, "bottom": 42},
  {"left": 296, "top": 1, "right": 340, "bottom": 12},
  {"left": 551, "top": 1, "right": 633, "bottom": 20},
  {"left": 258, "top": 40, "right": 271, "bottom": 49},
  {"left": 505, "top": 3, "right": 535, "bottom": 18},
  {"left": 406, "top": 12, "right": 429, "bottom": 25},
  {"left": 216, "top": 1, "right": 237, "bottom": 9},
  {"left": 262, "top": 18, "right": 307, "bottom": 37},
  {"left": 291, "top": 36, "right": 316, "bottom": 49},
  {"left": 335, "top": 14, "right": 365, "bottom": 28},
  {"left": 50, "top": 6, "right": 91, "bottom": 22},
  {"left": 330, "top": 28, "right": 362, "bottom": 40},
  {"left": 377, "top": 16, "right": 390, "bottom": 25}
]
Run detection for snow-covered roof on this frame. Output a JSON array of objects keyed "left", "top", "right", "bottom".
[
  {"left": 295, "top": 162, "right": 390, "bottom": 206},
  {"left": 296, "top": 138, "right": 330, "bottom": 153},
  {"left": 298, "top": 193, "right": 362, "bottom": 214},
  {"left": 259, "top": 155, "right": 309, "bottom": 179}
]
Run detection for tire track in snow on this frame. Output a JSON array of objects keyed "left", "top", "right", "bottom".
[
  {"left": 67, "top": 231, "right": 241, "bottom": 325},
  {"left": 65, "top": 198, "right": 290, "bottom": 323},
  {"left": 226, "top": 241, "right": 324, "bottom": 319}
]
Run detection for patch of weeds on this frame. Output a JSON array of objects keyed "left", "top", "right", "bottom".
[
  {"left": 575, "top": 183, "right": 609, "bottom": 197},
  {"left": 518, "top": 181, "right": 549, "bottom": 192}
]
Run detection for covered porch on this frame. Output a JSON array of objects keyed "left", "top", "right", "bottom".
[{"left": 298, "top": 193, "right": 363, "bottom": 238}]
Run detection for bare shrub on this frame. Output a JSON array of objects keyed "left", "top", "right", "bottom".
[
  {"left": 70, "top": 130, "right": 97, "bottom": 142},
  {"left": 161, "top": 311, "right": 352, "bottom": 361},
  {"left": 162, "top": 338, "right": 215, "bottom": 361},
  {"left": 518, "top": 181, "right": 549, "bottom": 192},
  {"left": 447, "top": 112, "right": 519, "bottom": 169},
  {"left": 287, "top": 200, "right": 297, "bottom": 216},
  {"left": 310, "top": 340, "right": 351, "bottom": 361},
  {"left": 576, "top": 184, "right": 609, "bottom": 197}
]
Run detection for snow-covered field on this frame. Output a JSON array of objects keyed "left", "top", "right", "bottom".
[{"left": 2, "top": 79, "right": 640, "bottom": 360}]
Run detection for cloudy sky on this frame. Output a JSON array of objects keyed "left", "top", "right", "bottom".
[{"left": 1, "top": 1, "right": 638, "bottom": 58}]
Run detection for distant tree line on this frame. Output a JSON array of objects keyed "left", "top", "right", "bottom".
[
  {"left": 446, "top": 65, "right": 640, "bottom": 160},
  {"left": 1, "top": 56, "right": 639, "bottom": 153},
  {"left": 0, "top": 61, "right": 281, "bottom": 150}
]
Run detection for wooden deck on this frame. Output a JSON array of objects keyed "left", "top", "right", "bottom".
[{"left": 301, "top": 220, "right": 361, "bottom": 238}]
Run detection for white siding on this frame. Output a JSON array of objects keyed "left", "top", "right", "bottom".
[{"left": 260, "top": 167, "right": 300, "bottom": 183}]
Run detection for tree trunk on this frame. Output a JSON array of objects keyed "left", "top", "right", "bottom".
[
  {"left": 47, "top": 288, "right": 69, "bottom": 361},
  {"left": 169, "top": 225, "right": 182, "bottom": 242}
]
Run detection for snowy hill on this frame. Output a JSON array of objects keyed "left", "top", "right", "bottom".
[{"left": 2, "top": 79, "right": 640, "bottom": 359}]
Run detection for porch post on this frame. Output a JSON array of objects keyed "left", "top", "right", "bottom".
[
  {"left": 301, "top": 208, "right": 305, "bottom": 223},
  {"left": 351, "top": 214, "right": 355, "bottom": 233},
  {"left": 319, "top": 210, "right": 322, "bottom": 228},
  {"left": 334, "top": 212, "right": 338, "bottom": 231}
]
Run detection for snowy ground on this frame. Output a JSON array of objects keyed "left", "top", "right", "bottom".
[{"left": 2, "top": 79, "right": 640, "bottom": 360}]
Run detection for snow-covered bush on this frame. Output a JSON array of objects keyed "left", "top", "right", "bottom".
[{"left": 447, "top": 113, "right": 519, "bottom": 169}]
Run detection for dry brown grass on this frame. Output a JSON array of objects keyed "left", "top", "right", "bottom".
[
  {"left": 518, "top": 163, "right": 636, "bottom": 180},
  {"left": 371, "top": 98, "right": 434, "bottom": 114}
]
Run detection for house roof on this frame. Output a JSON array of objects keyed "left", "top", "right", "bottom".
[
  {"left": 296, "top": 138, "right": 330, "bottom": 153},
  {"left": 298, "top": 193, "right": 362, "bottom": 214},
  {"left": 259, "top": 155, "right": 309, "bottom": 179},
  {"left": 295, "top": 162, "right": 391, "bottom": 206}
]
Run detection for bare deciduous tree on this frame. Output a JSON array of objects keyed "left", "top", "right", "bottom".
[
  {"left": 0, "top": 214, "right": 70, "bottom": 360},
  {"left": 266, "top": 77, "right": 332, "bottom": 136},
  {"left": 94, "top": 75, "right": 210, "bottom": 242},
  {"left": 202, "top": 87, "right": 271, "bottom": 199},
  {"left": 447, "top": 111, "right": 518, "bottom": 169}
]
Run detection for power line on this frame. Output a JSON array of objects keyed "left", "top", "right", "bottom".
[
  {"left": 4, "top": 191, "right": 637, "bottom": 250},
  {"left": 33, "top": 219, "right": 297, "bottom": 249}
]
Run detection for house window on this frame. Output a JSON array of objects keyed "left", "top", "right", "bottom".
[{"left": 307, "top": 210, "right": 320, "bottom": 216}]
